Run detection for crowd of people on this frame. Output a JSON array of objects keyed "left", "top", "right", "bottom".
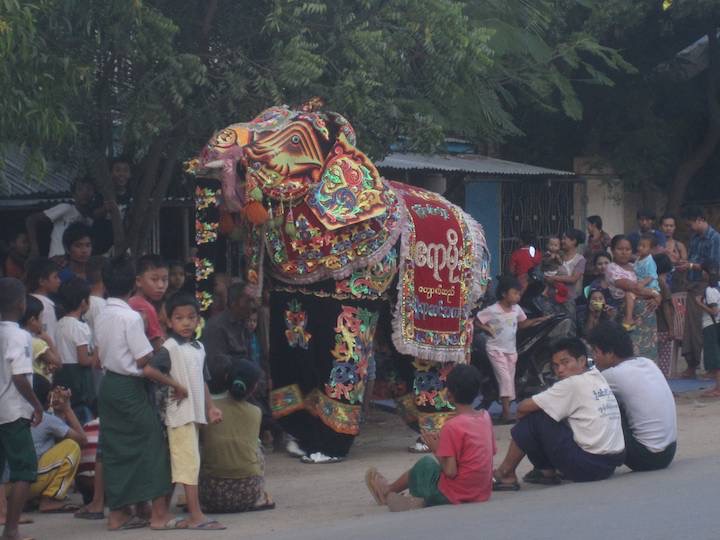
[{"left": 0, "top": 174, "right": 718, "bottom": 534}]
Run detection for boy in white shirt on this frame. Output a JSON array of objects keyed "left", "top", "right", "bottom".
[
  {"left": 27, "top": 257, "right": 61, "bottom": 344},
  {"left": 493, "top": 337, "right": 625, "bottom": 490},
  {"left": 151, "top": 293, "right": 224, "bottom": 530},
  {"left": 588, "top": 321, "right": 677, "bottom": 471},
  {"left": 0, "top": 278, "right": 44, "bottom": 540},
  {"left": 54, "top": 278, "right": 98, "bottom": 424}
]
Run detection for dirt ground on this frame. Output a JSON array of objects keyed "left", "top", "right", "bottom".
[{"left": 16, "top": 392, "right": 720, "bottom": 540}]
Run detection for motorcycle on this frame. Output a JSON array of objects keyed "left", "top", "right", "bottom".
[{"left": 471, "top": 275, "right": 573, "bottom": 410}]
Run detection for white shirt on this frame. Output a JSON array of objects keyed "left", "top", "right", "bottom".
[
  {"left": 703, "top": 286, "right": 720, "bottom": 328},
  {"left": 0, "top": 322, "right": 34, "bottom": 424},
  {"left": 31, "top": 293, "right": 57, "bottom": 344},
  {"left": 56, "top": 316, "right": 91, "bottom": 365},
  {"left": 95, "top": 298, "right": 153, "bottom": 376},
  {"left": 533, "top": 367, "right": 625, "bottom": 455},
  {"left": 162, "top": 337, "right": 208, "bottom": 428},
  {"left": 84, "top": 296, "right": 107, "bottom": 347},
  {"left": 601, "top": 357, "right": 677, "bottom": 452},
  {"left": 475, "top": 303, "right": 527, "bottom": 353},
  {"left": 44, "top": 203, "right": 92, "bottom": 257}
]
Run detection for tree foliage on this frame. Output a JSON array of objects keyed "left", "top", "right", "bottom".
[{"left": 0, "top": 0, "right": 628, "bottom": 252}]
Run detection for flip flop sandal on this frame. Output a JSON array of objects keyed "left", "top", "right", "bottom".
[
  {"left": 112, "top": 515, "right": 149, "bottom": 531},
  {"left": 300, "top": 452, "right": 343, "bottom": 464},
  {"left": 248, "top": 493, "right": 276, "bottom": 512},
  {"left": 187, "top": 519, "right": 227, "bottom": 531},
  {"left": 523, "top": 469, "right": 562, "bottom": 485},
  {"left": 408, "top": 441, "right": 431, "bottom": 454},
  {"left": 492, "top": 479, "right": 521, "bottom": 492},
  {"left": 149, "top": 516, "right": 186, "bottom": 531},
  {"left": 41, "top": 502, "right": 81, "bottom": 514},
  {"left": 74, "top": 510, "right": 106, "bottom": 520}
]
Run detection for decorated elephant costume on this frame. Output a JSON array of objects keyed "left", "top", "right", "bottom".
[{"left": 187, "top": 101, "right": 490, "bottom": 461}]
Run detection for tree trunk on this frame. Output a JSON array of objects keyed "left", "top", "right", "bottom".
[{"left": 666, "top": 30, "right": 720, "bottom": 215}]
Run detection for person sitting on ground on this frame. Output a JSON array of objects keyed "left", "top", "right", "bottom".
[
  {"left": 365, "top": 364, "right": 495, "bottom": 512},
  {"left": 475, "top": 276, "right": 550, "bottom": 424},
  {"left": 492, "top": 337, "right": 625, "bottom": 490},
  {"left": 587, "top": 321, "right": 677, "bottom": 471},
  {"left": 202, "top": 282, "right": 259, "bottom": 364},
  {"left": 21, "top": 295, "right": 62, "bottom": 382},
  {"left": 151, "top": 293, "right": 224, "bottom": 530},
  {"left": 27, "top": 257, "right": 61, "bottom": 344},
  {"left": 26, "top": 176, "right": 96, "bottom": 259},
  {"left": 622, "top": 233, "right": 661, "bottom": 331},
  {"left": 2, "top": 228, "right": 30, "bottom": 280},
  {"left": 28, "top": 376, "right": 87, "bottom": 513},
  {"left": 627, "top": 208, "right": 666, "bottom": 253},
  {"left": 129, "top": 254, "right": 169, "bottom": 351},
  {"left": 57, "top": 223, "right": 93, "bottom": 284},
  {"left": 695, "top": 261, "right": 720, "bottom": 397},
  {"left": 199, "top": 355, "right": 275, "bottom": 513},
  {"left": 508, "top": 230, "right": 542, "bottom": 294}
]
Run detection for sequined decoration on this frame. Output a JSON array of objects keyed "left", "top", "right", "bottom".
[
  {"left": 194, "top": 178, "right": 222, "bottom": 313},
  {"left": 284, "top": 299, "right": 312, "bottom": 349}
]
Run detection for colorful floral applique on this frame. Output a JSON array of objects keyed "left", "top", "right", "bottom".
[{"left": 284, "top": 299, "right": 311, "bottom": 349}]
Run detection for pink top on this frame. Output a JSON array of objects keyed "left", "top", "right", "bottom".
[
  {"left": 128, "top": 295, "right": 164, "bottom": 341},
  {"left": 437, "top": 412, "right": 496, "bottom": 504},
  {"left": 605, "top": 262, "right": 637, "bottom": 300}
]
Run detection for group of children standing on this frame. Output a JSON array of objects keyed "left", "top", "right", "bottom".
[{"left": 0, "top": 241, "right": 271, "bottom": 538}]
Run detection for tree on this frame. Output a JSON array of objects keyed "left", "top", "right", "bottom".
[
  {"left": 0, "top": 0, "right": 628, "bottom": 253},
  {"left": 504, "top": 0, "right": 720, "bottom": 213}
]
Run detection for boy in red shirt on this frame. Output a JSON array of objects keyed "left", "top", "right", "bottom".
[
  {"left": 365, "top": 364, "right": 496, "bottom": 511},
  {"left": 128, "top": 255, "right": 168, "bottom": 351},
  {"left": 509, "top": 231, "right": 541, "bottom": 293}
]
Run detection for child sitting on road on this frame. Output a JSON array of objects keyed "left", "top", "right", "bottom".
[
  {"left": 475, "top": 276, "right": 549, "bottom": 424},
  {"left": 365, "top": 364, "right": 496, "bottom": 511},
  {"left": 151, "top": 293, "right": 224, "bottom": 530}
]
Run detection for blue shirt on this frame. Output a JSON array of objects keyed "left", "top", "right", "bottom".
[
  {"left": 687, "top": 226, "right": 720, "bottom": 282},
  {"left": 634, "top": 256, "right": 659, "bottom": 291},
  {"left": 627, "top": 229, "right": 666, "bottom": 253}
]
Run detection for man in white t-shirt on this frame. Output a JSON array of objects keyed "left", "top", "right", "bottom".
[
  {"left": 588, "top": 321, "right": 677, "bottom": 471},
  {"left": 26, "top": 177, "right": 95, "bottom": 258},
  {"left": 492, "top": 337, "right": 625, "bottom": 490}
]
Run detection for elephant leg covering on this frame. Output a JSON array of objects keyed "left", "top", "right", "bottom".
[
  {"left": 396, "top": 359, "right": 456, "bottom": 434},
  {"left": 269, "top": 291, "right": 380, "bottom": 458}
]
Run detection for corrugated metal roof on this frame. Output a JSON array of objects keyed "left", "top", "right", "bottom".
[
  {"left": 375, "top": 152, "right": 575, "bottom": 177},
  {"left": 0, "top": 147, "right": 76, "bottom": 199}
]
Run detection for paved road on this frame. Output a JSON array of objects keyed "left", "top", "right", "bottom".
[{"left": 263, "top": 455, "right": 717, "bottom": 540}]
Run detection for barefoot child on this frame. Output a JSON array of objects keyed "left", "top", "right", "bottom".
[
  {"left": 0, "top": 278, "right": 44, "bottom": 540},
  {"left": 365, "top": 364, "right": 495, "bottom": 511},
  {"left": 697, "top": 261, "right": 720, "bottom": 397},
  {"left": 151, "top": 293, "right": 225, "bottom": 530},
  {"left": 623, "top": 234, "right": 661, "bottom": 330},
  {"left": 475, "top": 276, "right": 550, "bottom": 423}
]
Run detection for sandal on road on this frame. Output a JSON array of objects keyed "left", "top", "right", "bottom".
[
  {"left": 301, "top": 452, "right": 343, "bottom": 464},
  {"left": 523, "top": 468, "right": 562, "bottom": 485},
  {"left": 40, "top": 502, "right": 81, "bottom": 514},
  {"left": 149, "top": 516, "right": 186, "bottom": 531},
  {"left": 365, "top": 468, "right": 387, "bottom": 505},
  {"left": 187, "top": 519, "right": 226, "bottom": 531},
  {"left": 492, "top": 471, "right": 520, "bottom": 492},
  {"left": 111, "top": 515, "right": 149, "bottom": 531},
  {"left": 74, "top": 509, "right": 105, "bottom": 520},
  {"left": 248, "top": 492, "right": 276, "bottom": 512}
]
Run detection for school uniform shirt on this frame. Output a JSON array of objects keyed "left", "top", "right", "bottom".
[
  {"left": 0, "top": 322, "right": 34, "bottom": 424},
  {"left": 94, "top": 298, "right": 153, "bottom": 376},
  {"left": 44, "top": 203, "right": 92, "bottom": 258},
  {"left": 601, "top": 357, "right": 677, "bottom": 452},
  {"left": 702, "top": 286, "right": 720, "bottom": 328},
  {"left": 532, "top": 367, "right": 625, "bottom": 455},
  {"left": 436, "top": 411, "right": 496, "bottom": 504},
  {"left": 55, "top": 316, "right": 91, "bottom": 365},
  {"left": 475, "top": 303, "right": 527, "bottom": 354},
  {"left": 31, "top": 411, "right": 70, "bottom": 457},
  {"left": 84, "top": 295, "right": 107, "bottom": 347},
  {"left": 152, "top": 333, "right": 210, "bottom": 428},
  {"left": 31, "top": 293, "right": 57, "bottom": 343}
]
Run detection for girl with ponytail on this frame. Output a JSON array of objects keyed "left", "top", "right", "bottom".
[{"left": 199, "top": 357, "right": 274, "bottom": 512}]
